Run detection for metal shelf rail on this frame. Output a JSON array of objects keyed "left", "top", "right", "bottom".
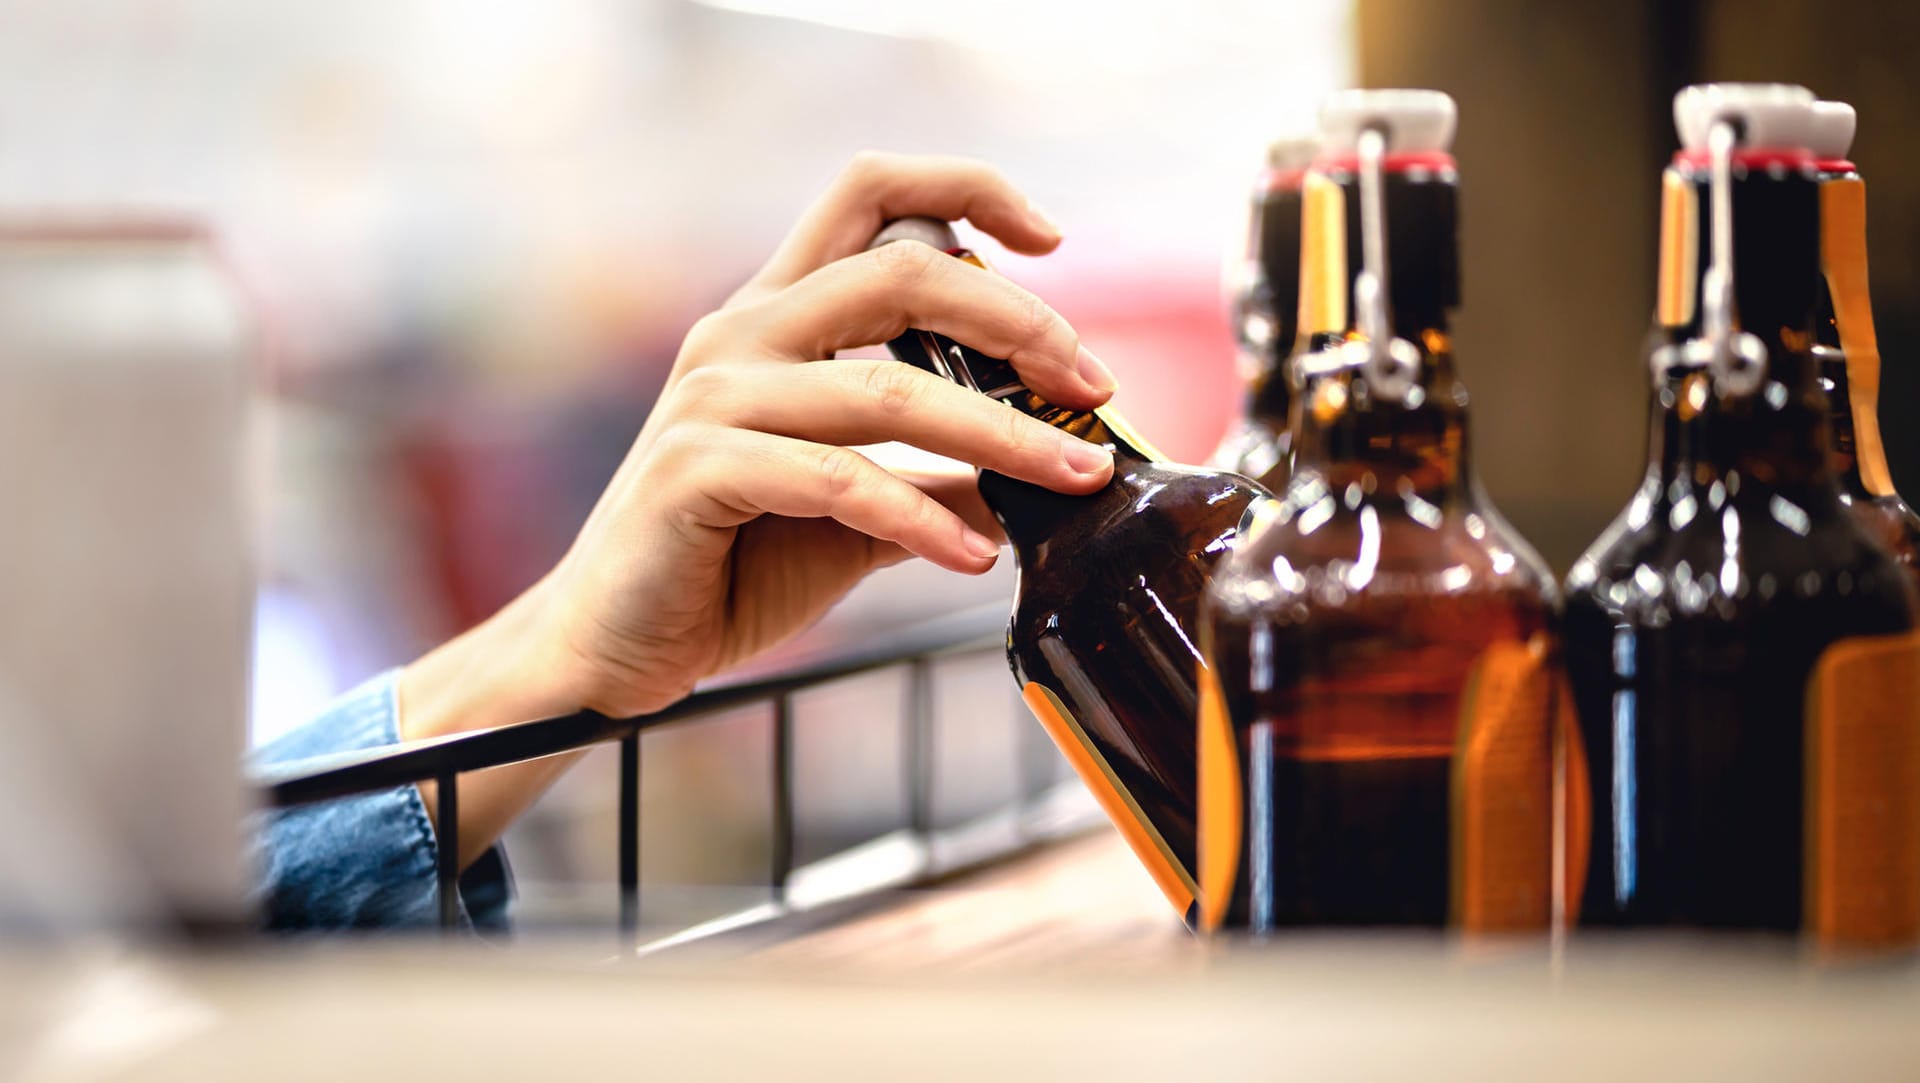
[{"left": 251, "top": 605, "right": 1018, "bottom": 934}]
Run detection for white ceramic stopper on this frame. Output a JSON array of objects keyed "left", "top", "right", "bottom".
[
  {"left": 1317, "top": 89, "right": 1457, "bottom": 154},
  {"left": 1673, "top": 83, "right": 1817, "bottom": 151},
  {"left": 1808, "top": 100, "right": 1857, "bottom": 160},
  {"left": 1265, "top": 135, "right": 1321, "bottom": 171}
]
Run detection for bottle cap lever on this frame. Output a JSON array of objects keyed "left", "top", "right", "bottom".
[
  {"left": 1701, "top": 117, "right": 1767, "bottom": 397},
  {"left": 1342, "top": 124, "right": 1421, "bottom": 401}
]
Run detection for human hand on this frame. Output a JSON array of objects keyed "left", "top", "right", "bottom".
[{"left": 401, "top": 154, "right": 1120, "bottom": 824}]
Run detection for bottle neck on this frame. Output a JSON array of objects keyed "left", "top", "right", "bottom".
[
  {"left": 1814, "top": 171, "right": 1897, "bottom": 498},
  {"left": 1638, "top": 356, "right": 1710, "bottom": 489},
  {"left": 1287, "top": 161, "right": 1467, "bottom": 498},
  {"left": 1240, "top": 180, "right": 1304, "bottom": 426},
  {"left": 1649, "top": 157, "right": 1834, "bottom": 492},
  {"left": 980, "top": 390, "right": 1162, "bottom": 550},
  {"left": 885, "top": 324, "right": 1161, "bottom": 551},
  {"left": 1298, "top": 160, "right": 1461, "bottom": 335},
  {"left": 1245, "top": 365, "right": 1293, "bottom": 427},
  {"left": 1289, "top": 329, "right": 1469, "bottom": 499}
]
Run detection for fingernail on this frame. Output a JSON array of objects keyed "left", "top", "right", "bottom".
[
  {"left": 964, "top": 529, "right": 1001, "bottom": 560},
  {"left": 1062, "top": 437, "right": 1112, "bottom": 477},
  {"left": 1075, "top": 345, "right": 1118, "bottom": 394},
  {"left": 1028, "top": 200, "right": 1062, "bottom": 238}
]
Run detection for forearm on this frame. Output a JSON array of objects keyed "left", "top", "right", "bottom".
[{"left": 398, "top": 575, "right": 596, "bottom": 869}]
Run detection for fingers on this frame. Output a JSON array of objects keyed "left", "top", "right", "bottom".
[
  {"left": 666, "top": 427, "right": 1002, "bottom": 575},
  {"left": 682, "top": 359, "right": 1112, "bottom": 494},
  {"left": 879, "top": 454, "right": 1003, "bottom": 542},
  {"left": 738, "top": 242, "right": 1116, "bottom": 408},
  {"left": 746, "top": 152, "right": 1061, "bottom": 298},
  {"left": 839, "top": 455, "right": 1001, "bottom": 574}
]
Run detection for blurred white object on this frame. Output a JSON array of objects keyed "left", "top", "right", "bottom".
[
  {"left": 0, "top": 682, "right": 159, "bottom": 931},
  {"left": 0, "top": 223, "right": 255, "bottom": 932}
]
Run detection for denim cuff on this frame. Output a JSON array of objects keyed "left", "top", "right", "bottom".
[{"left": 252, "top": 669, "right": 512, "bottom": 932}]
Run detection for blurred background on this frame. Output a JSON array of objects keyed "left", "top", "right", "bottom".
[
  {"left": 2, "top": 0, "right": 1917, "bottom": 928},
  {"left": 0, "top": 0, "right": 1351, "bottom": 738}
]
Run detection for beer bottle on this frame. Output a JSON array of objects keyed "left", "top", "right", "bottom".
[
  {"left": 872, "top": 219, "right": 1274, "bottom": 922},
  {"left": 1808, "top": 100, "right": 1920, "bottom": 582},
  {"left": 1563, "top": 84, "right": 1920, "bottom": 948},
  {"left": 1198, "top": 90, "right": 1561, "bottom": 933},
  {"left": 1212, "top": 136, "right": 1318, "bottom": 488}
]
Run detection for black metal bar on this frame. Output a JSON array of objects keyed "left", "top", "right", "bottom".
[
  {"left": 255, "top": 606, "right": 1005, "bottom": 810},
  {"left": 770, "top": 696, "right": 794, "bottom": 906},
  {"left": 619, "top": 730, "right": 640, "bottom": 936},
  {"left": 436, "top": 769, "right": 459, "bottom": 931},
  {"left": 906, "top": 658, "right": 934, "bottom": 840}
]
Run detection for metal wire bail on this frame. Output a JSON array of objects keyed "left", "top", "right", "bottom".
[
  {"left": 1702, "top": 117, "right": 1768, "bottom": 397},
  {"left": 1350, "top": 124, "right": 1421, "bottom": 402}
]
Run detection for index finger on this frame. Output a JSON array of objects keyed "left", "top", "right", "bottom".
[
  {"left": 741, "top": 152, "right": 1062, "bottom": 299},
  {"left": 742, "top": 240, "right": 1116, "bottom": 409}
]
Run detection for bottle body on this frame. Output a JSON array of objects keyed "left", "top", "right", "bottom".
[
  {"left": 887, "top": 303, "right": 1271, "bottom": 920},
  {"left": 1564, "top": 361, "right": 1918, "bottom": 930},
  {"left": 1564, "top": 467, "right": 1915, "bottom": 930},
  {"left": 992, "top": 447, "right": 1264, "bottom": 917},
  {"left": 1203, "top": 344, "right": 1560, "bottom": 932},
  {"left": 1564, "top": 99, "right": 1920, "bottom": 946},
  {"left": 1198, "top": 97, "right": 1562, "bottom": 934}
]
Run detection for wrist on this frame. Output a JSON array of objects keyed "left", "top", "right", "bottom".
[{"left": 397, "top": 576, "right": 586, "bottom": 743}]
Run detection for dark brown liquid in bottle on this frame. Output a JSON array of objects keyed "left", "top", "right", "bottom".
[
  {"left": 1207, "top": 496, "right": 1557, "bottom": 928},
  {"left": 1201, "top": 161, "right": 1559, "bottom": 933},
  {"left": 1564, "top": 155, "right": 1920, "bottom": 937},
  {"left": 883, "top": 244, "right": 1272, "bottom": 918}
]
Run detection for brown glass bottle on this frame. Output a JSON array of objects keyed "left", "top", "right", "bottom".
[
  {"left": 1199, "top": 92, "right": 1561, "bottom": 934},
  {"left": 1563, "top": 85, "right": 1920, "bottom": 947},
  {"left": 872, "top": 219, "right": 1274, "bottom": 921},
  {"left": 1212, "top": 138, "right": 1314, "bottom": 489},
  {"left": 1808, "top": 106, "right": 1920, "bottom": 584}
]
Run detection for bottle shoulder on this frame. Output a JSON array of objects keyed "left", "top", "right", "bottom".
[
  {"left": 1842, "top": 492, "right": 1920, "bottom": 563},
  {"left": 1565, "top": 476, "right": 1679, "bottom": 593},
  {"left": 1213, "top": 482, "right": 1557, "bottom": 620},
  {"left": 1006, "top": 459, "right": 1270, "bottom": 604},
  {"left": 1564, "top": 486, "right": 1918, "bottom": 631},
  {"left": 1116, "top": 459, "right": 1274, "bottom": 532}
]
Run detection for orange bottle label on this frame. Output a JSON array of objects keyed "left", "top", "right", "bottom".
[
  {"left": 1656, "top": 170, "right": 1698, "bottom": 328},
  {"left": 1195, "top": 662, "right": 1242, "bottom": 933},
  {"left": 1804, "top": 629, "right": 1920, "bottom": 949},
  {"left": 1298, "top": 172, "right": 1348, "bottom": 337},
  {"left": 1450, "top": 636, "right": 1555, "bottom": 932},
  {"left": 1822, "top": 177, "right": 1897, "bottom": 498},
  {"left": 1019, "top": 682, "right": 1196, "bottom": 917}
]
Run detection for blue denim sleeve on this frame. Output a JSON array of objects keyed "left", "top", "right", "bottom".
[{"left": 251, "top": 669, "right": 512, "bottom": 932}]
